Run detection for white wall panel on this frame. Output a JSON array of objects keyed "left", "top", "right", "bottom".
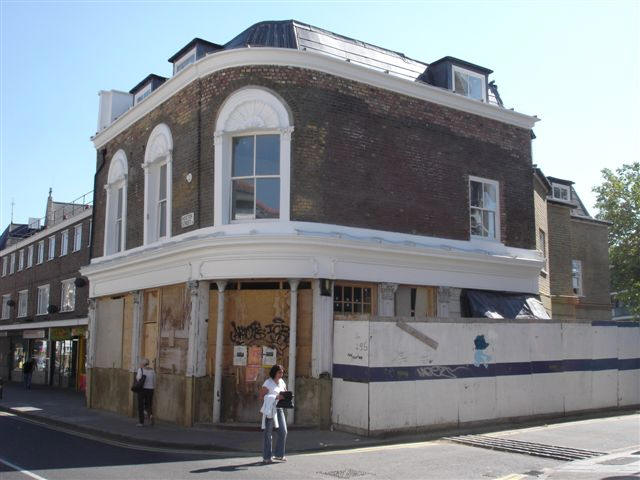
[
  {"left": 331, "top": 378, "right": 369, "bottom": 430},
  {"left": 591, "top": 370, "right": 618, "bottom": 409},
  {"left": 415, "top": 379, "right": 459, "bottom": 426},
  {"left": 496, "top": 375, "right": 533, "bottom": 418},
  {"left": 531, "top": 373, "right": 564, "bottom": 415},
  {"left": 457, "top": 377, "right": 497, "bottom": 423},
  {"left": 369, "top": 381, "right": 416, "bottom": 431}
]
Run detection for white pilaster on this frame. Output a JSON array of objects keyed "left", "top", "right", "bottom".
[
  {"left": 130, "top": 290, "right": 143, "bottom": 371},
  {"left": 287, "top": 279, "right": 300, "bottom": 424},
  {"left": 312, "top": 279, "right": 334, "bottom": 377},
  {"left": 87, "top": 298, "right": 97, "bottom": 368},
  {"left": 186, "top": 281, "right": 210, "bottom": 377},
  {"left": 213, "top": 280, "right": 227, "bottom": 423}
]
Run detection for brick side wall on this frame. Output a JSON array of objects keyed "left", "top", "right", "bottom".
[
  {"left": 92, "top": 66, "right": 535, "bottom": 258},
  {"left": 0, "top": 216, "right": 91, "bottom": 324}
]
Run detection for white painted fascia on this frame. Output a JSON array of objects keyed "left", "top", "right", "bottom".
[
  {"left": 91, "top": 48, "right": 539, "bottom": 149},
  {"left": 0, "top": 317, "right": 88, "bottom": 331},
  {"left": 0, "top": 209, "right": 93, "bottom": 256},
  {"left": 81, "top": 221, "right": 543, "bottom": 298}
]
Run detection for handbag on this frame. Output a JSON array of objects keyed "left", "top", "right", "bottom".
[
  {"left": 131, "top": 368, "right": 146, "bottom": 393},
  {"left": 276, "top": 391, "right": 294, "bottom": 409}
]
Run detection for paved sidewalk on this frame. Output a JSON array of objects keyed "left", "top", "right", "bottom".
[{"left": 0, "top": 382, "right": 395, "bottom": 454}]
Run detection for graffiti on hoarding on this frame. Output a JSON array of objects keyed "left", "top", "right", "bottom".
[{"left": 230, "top": 317, "right": 290, "bottom": 355}]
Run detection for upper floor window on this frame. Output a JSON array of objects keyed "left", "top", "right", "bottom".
[
  {"left": 27, "top": 245, "right": 33, "bottom": 268},
  {"left": 469, "top": 177, "right": 500, "bottom": 240},
  {"left": 453, "top": 66, "right": 486, "bottom": 102},
  {"left": 17, "top": 290, "right": 28, "bottom": 318},
  {"left": 104, "top": 150, "right": 128, "bottom": 255},
  {"left": 1, "top": 256, "right": 7, "bottom": 276},
  {"left": 73, "top": 224, "right": 82, "bottom": 252},
  {"left": 9, "top": 252, "right": 15, "bottom": 274},
  {"left": 18, "top": 250, "right": 24, "bottom": 271},
  {"left": 48, "top": 235, "right": 56, "bottom": 260},
  {"left": 36, "top": 284, "right": 49, "bottom": 315},
  {"left": 37, "top": 240, "right": 44, "bottom": 264},
  {"left": 60, "top": 279, "right": 76, "bottom": 312},
  {"left": 333, "top": 283, "right": 373, "bottom": 314},
  {"left": 572, "top": 260, "right": 583, "bottom": 296},
  {"left": 1, "top": 294, "right": 10, "bottom": 319},
  {"left": 552, "top": 183, "right": 570, "bottom": 202},
  {"left": 143, "top": 124, "right": 172, "bottom": 244},
  {"left": 231, "top": 135, "right": 281, "bottom": 220},
  {"left": 174, "top": 48, "right": 196, "bottom": 74},
  {"left": 134, "top": 84, "right": 152, "bottom": 105},
  {"left": 214, "top": 88, "right": 293, "bottom": 226},
  {"left": 60, "top": 230, "right": 69, "bottom": 256}
]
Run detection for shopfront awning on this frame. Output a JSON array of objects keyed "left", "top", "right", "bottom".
[
  {"left": 461, "top": 289, "right": 551, "bottom": 319},
  {"left": 0, "top": 318, "right": 88, "bottom": 331}
]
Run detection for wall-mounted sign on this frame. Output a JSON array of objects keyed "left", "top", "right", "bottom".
[
  {"left": 50, "top": 328, "right": 72, "bottom": 341},
  {"left": 23, "top": 330, "right": 46, "bottom": 339},
  {"left": 233, "top": 345, "right": 247, "bottom": 366},
  {"left": 262, "top": 346, "right": 276, "bottom": 367},
  {"left": 181, "top": 212, "right": 195, "bottom": 228}
]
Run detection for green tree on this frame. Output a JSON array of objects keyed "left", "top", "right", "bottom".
[{"left": 593, "top": 162, "right": 640, "bottom": 316}]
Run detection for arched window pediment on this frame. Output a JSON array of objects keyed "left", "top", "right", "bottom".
[
  {"left": 143, "top": 123, "right": 174, "bottom": 168},
  {"left": 143, "top": 123, "right": 173, "bottom": 244}
]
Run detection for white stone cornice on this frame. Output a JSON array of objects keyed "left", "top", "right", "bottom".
[{"left": 91, "top": 48, "right": 539, "bottom": 149}]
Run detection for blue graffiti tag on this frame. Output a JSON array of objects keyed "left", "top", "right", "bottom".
[{"left": 473, "top": 334, "right": 491, "bottom": 368}]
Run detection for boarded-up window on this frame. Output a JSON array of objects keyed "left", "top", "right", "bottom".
[
  {"left": 395, "top": 286, "right": 437, "bottom": 317},
  {"left": 142, "top": 290, "right": 159, "bottom": 367},
  {"left": 158, "top": 285, "right": 190, "bottom": 375},
  {"left": 95, "top": 298, "right": 124, "bottom": 369}
]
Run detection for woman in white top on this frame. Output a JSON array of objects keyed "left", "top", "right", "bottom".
[
  {"left": 136, "top": 358, "right": 156, "bottom": 427},
  {"left": 259, "top": 364, "right": 287, "bottom": 463}
]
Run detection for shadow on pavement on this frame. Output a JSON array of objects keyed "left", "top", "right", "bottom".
[{"left": 190, "top": 461, "right": 266, "bottom": 473}]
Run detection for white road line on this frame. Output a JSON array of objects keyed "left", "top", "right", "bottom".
[
  {"left": 0, "top": 457, "right": 49, "bottom": 480},
  {"left": 302, "top": 440, "right": 444, "bottom": 456}
]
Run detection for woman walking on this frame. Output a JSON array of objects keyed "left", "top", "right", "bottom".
[
  {"left": 136, "top": 358, "right": 156, "bottom": 427},
  {"left": 259, "top": 364, "right": 288, "bottom": 464}
]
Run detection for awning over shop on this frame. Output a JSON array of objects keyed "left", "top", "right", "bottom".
[{"left": 461, "top": 289, "right": 551, "bottom": 319}]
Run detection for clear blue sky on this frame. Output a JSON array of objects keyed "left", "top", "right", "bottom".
[{"left": 1, "top": 1, "right": 638, "bottom": 227}]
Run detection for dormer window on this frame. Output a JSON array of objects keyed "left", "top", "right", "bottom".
[
  {"left": 174, "top": 48, "right": 196, "bottom": 74},
  {"left": 552, "top": 183, "right": 570, "bottom": 202},
  {"left": 134, "top": 84, "right": 152, "bottom": 105},
  {"left": 453, "top": 66, "right": 486, "bottom": 102}
]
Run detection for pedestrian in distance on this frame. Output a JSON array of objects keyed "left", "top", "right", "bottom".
[
  {"left": 135, "top": 358, "right": 155, "bottom": 427},
  {"left": 259, "top": 364, "right": 288, "bottom": 464},
  {"left": 22, "top": 357, "right": 35, "bottom": 390}
]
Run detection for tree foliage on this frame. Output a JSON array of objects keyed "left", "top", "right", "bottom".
[{"left": 593, "top": 162, "right": 640, "bottom": 316}]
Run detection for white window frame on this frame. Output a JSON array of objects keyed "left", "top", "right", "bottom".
[
  {"left": 173, "top": 47, "right": 197, "bottom": 75},
  {"left": 9, "top": 252, "right": 15, "bottom": 274},
  {"left": 1, "top": 256, "right": 7, "bottom": 276},
  {"left": 36, "top": 284, "right": 49, "bottom": 316},
  {"left": 469, "top": 176, "right": 500, "bottom": 242},
  {"left": 143, "top": 124, "right": 172, "bottom": 245},
  {"left": 214, "top": 88, "right": 293, "bottom": 226},
  {"left": 60, "top": 278, "right": 76, "bottom": 312},
  {"left": 104, "top": 150, "right": 128, "bottom": 255},
  {"left": 452, "top": 66, "right": 487, "bottom": 102},
  {"left": 27, "top": 245, "right": 34, "bottom": 268},
  {"left": 60, "top": 230, "right": 69, "bottom": 256},
  {"left": 134, "top": 83, "right": 152, "bottom": 105},
  {"left": 48, "top": 235, "right": 56, "bottom": 260},
  {"left": 37, "top": 240, "right": 44, "bottom": 264},
  {"left": 17, "top": 290, "right": 28, "bottom": 318},
  {"left": 1, "top": 294, "right": 10, "bottom": 319},
  {"left": 572, "top": 260, "right": 583, "bottom": 297},
  {"left": 73, "top": 224, "right": 82, "bottom": 252},
  {"left": 552, "top": 183, "right": 571, "bottom": 202},
  {"left": 18, "top": 249, "right": 24, "bottom": 271}
]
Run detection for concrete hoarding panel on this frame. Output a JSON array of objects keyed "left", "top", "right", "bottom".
[
  {"left": 332, "top": 377, "right": 368, "bottom": 430},
  {"left": 369, "top": 381, "right": 416, "bottom": 431},
  {"left": 333, "top": 321, "right": 369, "bottom": 367}
]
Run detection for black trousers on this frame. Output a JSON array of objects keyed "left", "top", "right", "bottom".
[{"left": 137, "top": 389, "right": 154, "bottom": 424}]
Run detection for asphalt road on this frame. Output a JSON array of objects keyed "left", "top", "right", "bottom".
[{"left": 1, "top": 412, "right": 638, "bottom": 480}]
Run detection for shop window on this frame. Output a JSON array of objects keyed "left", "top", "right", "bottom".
[
  {"left": 395, "top": 286, "right": 437, "bottom": 317},
  {"left": 17, "top": 290, "right": 28, "bottom": 318},
  {"left": 61, "top": 279, "right": 76, "bottom": 312},
  {"left": 333, "top": 284, "right": 372, "bottom": 314}
]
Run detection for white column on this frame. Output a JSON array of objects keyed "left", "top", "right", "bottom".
[
  {"left": 130, "top": 291, "right": 143, "bottom": 371},
  {"left": 87, "top": 298, "right": 97, "bottom": 368},
  {"left": 213, "top": 280, "right": 227, "bottom": 423},
  {"left": 378, "top": 283, "right": 398, "bottom": 317},
  {"left": 287, "top": 279, "right": 300, "bottom": 424},
  {"left": 437, "top": 286, "right": 451, "bottom": 318},
  {"left": 186, "top": 281, "right": 210, "bottom": 377},
  {"left": 312, "top": 279, "right": 334, "bottom": 377}
]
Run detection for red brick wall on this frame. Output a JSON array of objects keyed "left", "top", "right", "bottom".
[{"left": 92, "top": 66, "right": 535, "bottom": 258}]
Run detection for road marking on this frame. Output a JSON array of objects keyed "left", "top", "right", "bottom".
[
  {"left": 0, "top": 457, "right": 49, "bottom": 480},
  {"left": 303, "top": 440, "right": 444, "bottom": 456},
  {"left": 492, "top": 474, "right": 526, "bottom": 480},
  {"left": 0, "top": 411, "right": 17, "bottom": 417}
]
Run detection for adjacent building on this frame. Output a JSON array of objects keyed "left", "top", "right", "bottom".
[{"left": 0, "top": 191, "right": 92, "bottom": 390}]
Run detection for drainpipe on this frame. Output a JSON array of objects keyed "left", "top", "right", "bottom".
[
  {"left": 89, "top": 148, "right": 107, "bottom": 261},
  {"left": 287, "top": 279, "right": 300, "bottom": 424},
  {"left": 213, "top": 280, "right": 227, "bottom": 423}
]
